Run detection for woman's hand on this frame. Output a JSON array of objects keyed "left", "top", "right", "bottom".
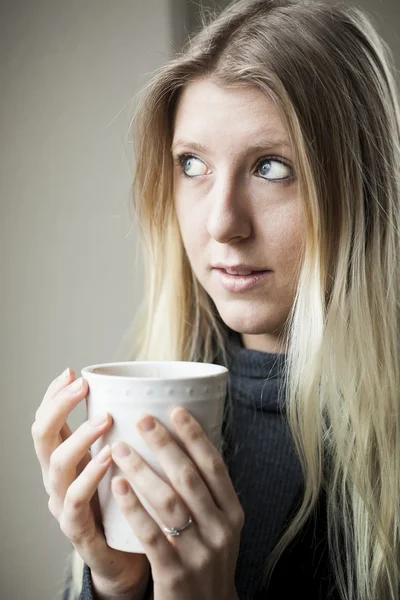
[
  {"left": 110, "top": 406, "right": 245, "bottom": 600},
  {"left": 31, "top": 368, "right": 151, "bottom": 599}
]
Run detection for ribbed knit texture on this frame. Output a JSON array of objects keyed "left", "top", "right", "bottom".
[{"left": 222, "top": 330, "right": 304, "bottom": 599}]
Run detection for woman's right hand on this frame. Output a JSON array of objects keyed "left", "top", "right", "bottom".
[{"left": 31, "top": 367, "right": 151, "bottom": 599}]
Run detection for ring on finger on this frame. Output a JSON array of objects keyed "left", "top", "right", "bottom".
[
  {"left": 112, "top": 442, "right": 195, "bottom": 539},
  {"left": 162, "top": 515, "right": 194, "bottom": 537}
]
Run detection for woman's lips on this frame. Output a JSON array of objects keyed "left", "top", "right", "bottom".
[{"left": 213, "top": 268, "right": 272, "bottom": 292}]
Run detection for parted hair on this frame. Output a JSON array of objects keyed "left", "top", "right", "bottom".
[{"left": 61, "top": 1, "right": 400, "bottom": 599}]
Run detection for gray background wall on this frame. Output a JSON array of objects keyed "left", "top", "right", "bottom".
[{"left": 0, "top": 1, "right": 398, "bottom": 599}]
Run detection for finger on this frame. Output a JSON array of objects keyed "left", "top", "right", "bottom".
[
  {"left": 37, "top": 367, "right": 76, "bottom": 418},
  {"left": 111, "top": 442, "right": 200, "bottom": 555},
  {"left": 111, "top": 476, "right": 182, "bottom": 575},
  {"left": 32, "top": 377, "right": 89, "bottom": 470},
  {"left": 60, "top": 422, "right": 73, "bottom": 443},
  {"left": 48, "top": 412, "right": 113, "bottom": 501},
  {"left": 59, "top": 444, "right": 113, "bottom": 554},
  {"left": 169, "top": 408, "right": 239, "bottom": 514},
  {"left": 135, "top": 414, "right": 223, "bottom": 532},
  {"left": 40, "top": 369, "right": 75, "bottom": 441}
]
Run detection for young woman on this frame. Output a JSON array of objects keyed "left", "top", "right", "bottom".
[{"left": 31, "top": 0, "right": 400, "bottom": 599}]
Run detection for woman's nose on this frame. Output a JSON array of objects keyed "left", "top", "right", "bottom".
[{"left": 206, "top": 177, "right": 252, "bottom": 243}]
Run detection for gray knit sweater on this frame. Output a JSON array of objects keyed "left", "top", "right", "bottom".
[{"left": 64, "top": 329, "right": 337, "bottom": 599}]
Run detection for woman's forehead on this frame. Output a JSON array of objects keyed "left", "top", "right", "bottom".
[{"left": 172, "top": 80, "right": 289, "bottom": 151}]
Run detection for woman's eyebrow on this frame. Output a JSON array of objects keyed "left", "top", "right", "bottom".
[{"left": 171, "top": 138, "right": 291, "bottom": 153}]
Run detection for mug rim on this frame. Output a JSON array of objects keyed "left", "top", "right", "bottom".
[{"left": 81, "top": 360, "right": 228, "bottom": 381}]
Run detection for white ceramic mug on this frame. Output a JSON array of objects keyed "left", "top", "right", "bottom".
[{"left": 81, "top": 360, "right": 229, "bottom": 553}]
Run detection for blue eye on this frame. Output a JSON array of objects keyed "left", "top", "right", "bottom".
[
  {"left": 177, "top": 154, "right": 207, "bottom": 178},
  {"left": 173, "top": 153, "right": 295, "bottom": 185},
  {"left": 257, "top": 157, "right": 294, "bottom": 184}
]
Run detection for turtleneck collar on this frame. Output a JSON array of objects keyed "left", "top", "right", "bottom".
[{"left": 226, "top": 328, "right": 288, "bottom": 381}]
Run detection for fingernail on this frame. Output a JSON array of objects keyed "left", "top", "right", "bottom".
[
  {"left": 172, "top": 407, "right": 190, "bottom": 425},
  {"left": 61, "top": 367, "right": 71, "bottom": 380},
  {"left": 112, "top": 441, "right": 131, "bottom": 457},
  {"left": 90, "top": 411, "right": 108, "bottom": 426},
  {"left": 113, "top": 477, "right": 130, "bottom": 495},
  {"left": 137, "top": 416, "right": 155, "bottom": 432},
  {"left": 70, "top": 378, "right": 83, "bottom": 391},
  {"left": 95, "top": 444, "right": 111, "bottom": 463}
]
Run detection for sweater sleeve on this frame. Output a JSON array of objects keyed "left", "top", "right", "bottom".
[
  {"left": 80, "top": 563, "right": 154, "bottom": 600},
  {"left": 63, "top": 562, "right": 154, "bottom": 600},
  {"left": 78, "top": 563, "right": 96, "bottom": 599}
]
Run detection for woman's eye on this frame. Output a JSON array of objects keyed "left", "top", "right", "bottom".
[
  {"left": 257, "top": 158, "right": 293, "bottom": 182},
  {"left": 179, "top": 155, "right": 208, "bottom": 177},
  {"left": 175, "top": 153, "right": 294, "bottom": 184}
]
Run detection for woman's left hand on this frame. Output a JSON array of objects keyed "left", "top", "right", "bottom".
[{"left": 110, "top": 406, "right": 244, "bottom": 600}]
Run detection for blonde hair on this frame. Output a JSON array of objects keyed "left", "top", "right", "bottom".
[{"left": 63, "top": 1, "right": 400, "bottom": 599}]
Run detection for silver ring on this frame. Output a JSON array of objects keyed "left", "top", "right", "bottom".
[{"left": 162, "top": 515, "right": 193, "bottom": 537}]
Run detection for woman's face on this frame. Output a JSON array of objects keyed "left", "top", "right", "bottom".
[{"left": 172, "top": 78, "right": 306, "bottom": 353}]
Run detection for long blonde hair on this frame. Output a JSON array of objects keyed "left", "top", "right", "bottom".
[{"left": 63, "top": 1, "right": 400, "bottom": 599}]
